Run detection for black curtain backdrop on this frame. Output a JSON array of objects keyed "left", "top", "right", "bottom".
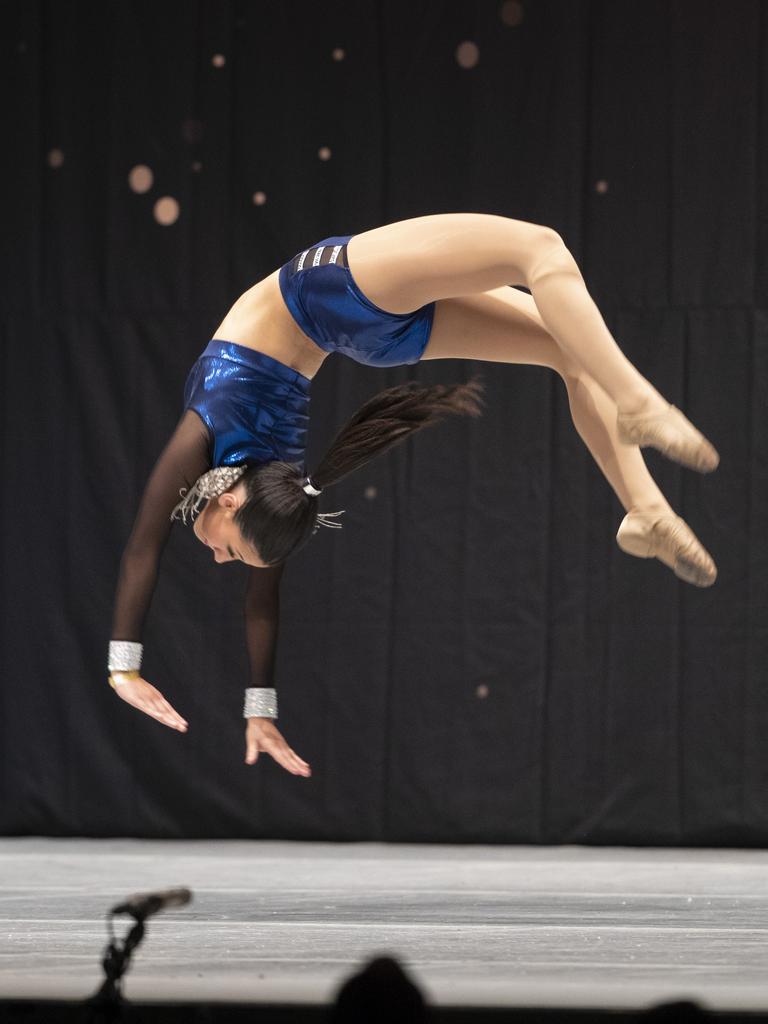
[{"left": 1, "top": 0, "right": 766, "bottom": 843}]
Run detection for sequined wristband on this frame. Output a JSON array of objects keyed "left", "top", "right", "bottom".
[
  {"left": 108, "top": 640, "right": 143, "bottom": 673},
  {"left": 243, "top": 687, "right": 278, "bottom": 720}
]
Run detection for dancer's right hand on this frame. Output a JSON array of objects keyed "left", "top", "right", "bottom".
[{"left": 110, "top": 674, "right": 189, "bottom": 732}]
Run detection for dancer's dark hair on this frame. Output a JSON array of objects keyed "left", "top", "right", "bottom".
[{"left": 233, "top": 375, "right": 486, "bottom": 565}]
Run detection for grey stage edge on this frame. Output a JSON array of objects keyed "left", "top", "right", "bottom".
[{"left": 1, "top": 839, "right": 768, "bottom": 1011}]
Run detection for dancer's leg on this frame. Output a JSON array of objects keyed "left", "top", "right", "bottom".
[
  {"left": 420, "top": 287, "right": 717, "bottom": 585},
  {"left": 422, "top": 287, "right": 668, "bottom": 514},
  {"left": 564, "top": 371, "right": 671, "bottom": 516},
  {"left": 347, "top": 213, "right": 719, "bottom": 472},
  {"left": 348, "top": 213, "right": 651, "bottom": 408}
]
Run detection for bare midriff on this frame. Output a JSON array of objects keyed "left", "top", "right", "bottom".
[{"left": 210, "top": 269, "right": 330, "bottom": 381}]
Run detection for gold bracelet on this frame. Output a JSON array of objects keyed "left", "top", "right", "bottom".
[{"left": 108, "top": 669, "right": 140, "bottom": 690}]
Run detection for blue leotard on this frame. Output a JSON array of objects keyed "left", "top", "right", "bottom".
[{"left": 182, "top": 340, "right": 311, "bottom": 470}]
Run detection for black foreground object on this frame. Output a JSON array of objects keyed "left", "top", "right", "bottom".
[{"left": 84, "top": 888, "right": 193, "bottom": 1021}]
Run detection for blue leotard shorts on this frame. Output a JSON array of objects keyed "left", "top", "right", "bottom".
[{"left": 278, "top": 234, "right": 436, "bottom": 368}]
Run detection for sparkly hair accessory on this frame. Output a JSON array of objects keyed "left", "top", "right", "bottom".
[
  {"left": 300, "top": 474, "right": 345, "bottom": 530},
  {"left": 169, "top": 465, "right": 248, "bottom": 524},
  {"left": 314, "top": 510, "right": 345, "bottom": 530}
]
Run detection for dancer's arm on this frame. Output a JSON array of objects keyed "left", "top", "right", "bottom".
[
  {"left": 244, "top": 562, "right": 284, "bottom": 689},
  {"left": 242, "top": 564, "right": 311, "bottom": 777},
  {"left": 109, "top": 408, "right": 211, "bottom": 730},
  {"left": 110, "top": 411, "right": 311, "bottom": 772}
]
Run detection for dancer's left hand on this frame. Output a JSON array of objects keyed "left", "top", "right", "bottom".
[{"left": 245, "top": 717, "right": 311, "bottom": 776}]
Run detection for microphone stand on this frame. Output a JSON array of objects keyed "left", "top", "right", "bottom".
[{"left": 85, "top": 888, "right": 193, "bottom": 1022}]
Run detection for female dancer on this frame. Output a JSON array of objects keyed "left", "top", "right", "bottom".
[{"left": 107, "top": 213, "right": 719, "bottom": 779}]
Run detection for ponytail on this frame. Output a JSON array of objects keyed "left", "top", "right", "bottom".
[
  {"left": 234, "top": 375, "right": 486, "bottom": 565},
  {"left": 309, "top": 374, "right": 486, "bottom": 491}
]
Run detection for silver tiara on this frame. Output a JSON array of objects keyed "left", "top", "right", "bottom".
[{"left": 169, "top": 465, "right": 247, "bottom": 524}]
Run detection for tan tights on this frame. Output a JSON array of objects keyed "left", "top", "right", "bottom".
[
  {"left": 347, "top": 213, "right": 669, "bottom": 416},
  {"left": 421, "top": 287, "right": 671, "bottom": 516},
  {"left": 345, "top": 213, "right": 678, "bottom": 515}
]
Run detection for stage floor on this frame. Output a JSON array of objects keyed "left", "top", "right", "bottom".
[{"left": 1, "top": 839, "right": 768, "bottom": 1011}]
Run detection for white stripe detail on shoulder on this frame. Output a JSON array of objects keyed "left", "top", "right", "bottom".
[
  {"left": 329, "top": 245, "right": 342, "bottom": 265},
  {"left": 297, "top": 249, "right": 309, "bottom": 271},
  {"left": 313, "top": 246, "right": 325, "bottom": 267}
]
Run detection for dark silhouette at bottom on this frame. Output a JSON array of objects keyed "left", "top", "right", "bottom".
[{"left": 329, "top": 954, "right": 430, "bottom": 1022}]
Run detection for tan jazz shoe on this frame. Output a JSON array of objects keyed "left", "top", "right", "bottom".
[
  {"left": 616, "top": 509, "right": 717, "bottom": 587},
  {"left": 617, "top": 402, "right": 720, "bottom": 473}
]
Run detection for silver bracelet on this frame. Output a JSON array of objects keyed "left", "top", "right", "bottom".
[
  {"left": 108, "top": 640, "right": 143, "bottom": 673},
  {"left": 243, "top": 687, "right": 278, "bottom": 719}
]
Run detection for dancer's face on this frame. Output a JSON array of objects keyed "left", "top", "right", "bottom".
[{"left": 192, "top": 482, "right": 268, "bottom": 567}]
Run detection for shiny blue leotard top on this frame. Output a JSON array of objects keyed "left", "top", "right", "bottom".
[{"left": 182, "top": 340, "right": 311, "bottom": 469}]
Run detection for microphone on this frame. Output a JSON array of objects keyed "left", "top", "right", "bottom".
[{"left": 110, "top": 887, "right": 192, "bottom": 920}]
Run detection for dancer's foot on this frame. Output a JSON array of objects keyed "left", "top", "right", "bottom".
[
  {"left": 617, "top": 401, "right": 720, "bottom": 473},
  {"left": 616, "top": 508, "right": 717, "bottom": 587}
]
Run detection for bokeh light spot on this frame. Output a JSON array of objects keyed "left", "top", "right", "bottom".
[
  {"left": 191, "top": 160, "right": 203, "bottom": 173},
  {"left": 454, "top": 40, "right": 479, "bottom": 69},
  {"left": 364, "top": 485, "right": 378, "bottom": 500},
  {"left": 500, "top": 0, "right": 525, "bottom": 27},
  {"left": 476, "top": 684, "right": 490, "bottom": 699},
  {"left": 456, "top": 41, "right": 479, "bottom": 69},
  {"left": 318, "top": 146, "right": 332, "bottom": 161},
  {"left": 212, "top": 53, "right": 226, "bottom": 68},
  {"left": 252, "top": 191, "right": 267, "bottom": 206},
  {"left": 154, "top": 196, "right": 180, "bottom": 226},
  {"left": 595, "top": 179, "right": 609, "bottom": 194},
  {"left": 128, "top": 164, "right": 154, "bottom": 193},
  {"left": 332, "top": 47, "right": 345, "bottom": 61},
  {"left": 47, "top": 148, "right": 64, "bottom": 168}
]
